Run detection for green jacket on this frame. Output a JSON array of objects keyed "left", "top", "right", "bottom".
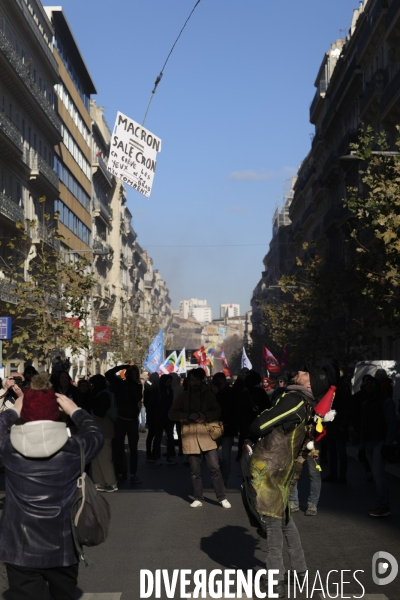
[{"left": 248, "top": 388, "right": 313, "bottom": 519}]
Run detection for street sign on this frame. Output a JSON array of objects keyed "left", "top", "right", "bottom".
[
  {"left": 107, "top": 111, "right": 162, "bottom": 198},
  {"left": 0, "top": 317, "right": 12, "bottom": 340}
]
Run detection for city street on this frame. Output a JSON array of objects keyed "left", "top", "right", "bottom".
[{"left": 1, "top": 432, "right": 399, "bottom": 600}]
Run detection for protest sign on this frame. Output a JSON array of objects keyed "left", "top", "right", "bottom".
[{"left": 107, "top": 111, "right": 162, "bottom": 198}]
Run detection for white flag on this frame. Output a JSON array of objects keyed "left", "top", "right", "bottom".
[
  {"left": 176, "top": 348, "right": 187, "bottom": 375},
  {"left": 241, "top": 347, "right": 252, "bottom": 370}
]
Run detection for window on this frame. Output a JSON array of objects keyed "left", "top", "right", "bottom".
[
  {"left": 9, "top": 104, "right": 12, "bottom": 121},
  {"left": 28, "top": 127, "right": 31, "bottom": 147},
  {"left": 2, "top": 96, "right": 5, "bottom": 113},
  {"left": 33, "top": 69, "right": 36, "bottom": 83},
  {"left": 9, "top": 176, "right": 13, "bottom": 200},
  {"left": 33, "top": 133, "right": 36, "bottom": 150}
]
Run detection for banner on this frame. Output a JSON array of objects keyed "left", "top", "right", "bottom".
[
  {"left": 93, "top": 326, "right": 110, "bottom": 343},
  {"left": 159, "top": 351, "right": 177, "bottom": 375},
  {"left": 220, "top": 346, "right": 231, "bottom": 377},
  {"left": 143, "top": 330, "right": 164, "bottom": 373},
  {"left": 262, "top": 346, "right": 280, "bottom": 373},
  {"left": 108, "top": 111, "right": 162, "bottom": 198},
  {"left": 241, "top": 347, "right": 252, "bottom": 370},
  {"left": 176, "top": 348, "right": 187, "bottom": 375}
]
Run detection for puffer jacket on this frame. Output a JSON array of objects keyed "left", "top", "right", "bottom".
[
  {"left": 168, "top": 387, "right": 221, "bottom": 454},
  {"left": 247, "top": 387, "right": 313, "bottom": 519},
  {"left": 0, "top": 408, "right": 103, "bottom": 567}
]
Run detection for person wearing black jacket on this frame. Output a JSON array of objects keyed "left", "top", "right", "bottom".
[
  {"left": 105, "top": 364, "right": 143, "bottom": 484},
  {"left": 151, "top": 374, "right": 176, "bottom": 465},
  {"left": 144, "top": 372, "right": 159, "bottom": 461},
  {"left": 0, "top": 383, "right": 102, "bottom": 600},
  {"left": 245, "top": 365, "right": 331, "bottom": 598},
  {"left": 212, "top": 372, "right": 238, "bottom": 486},
  {"left": 237, "top": 370, "right": 271, "bottom": 460}
]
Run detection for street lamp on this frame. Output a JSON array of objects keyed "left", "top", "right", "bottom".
[{"left": 339, "top": 150, "right": 400, "bottom": 161}]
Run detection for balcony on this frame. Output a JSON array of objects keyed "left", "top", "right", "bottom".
[
  {"left": 92, "top": 155, "right": 114, "bottom": 188},
  {"left": 359, "top": 70, "right": 386, "bottom": 117},
  {"left": 0, "top": 31, "right": 62, "bottom": 143},
  {"left": 93, "top": 237, "right": 113, "bottom": 258},
  {"left": 30, "top": 221, "right": 60, "bottom": 250},
  {"left": 0, "top": 111, "right": 23, "bottom": 158},
  {"left": 29, "top": 150, "right": 59, "bottom": 197},
  {"left": 310, "top": 79, "right": 328, "bottom": 124},
  {"left": 14, "top": 0, "right": 59, "bottom": 77},
  {"left": 92, "top": 197, "right": 111, "bottom": 222},
  {"left": 337, "top": 129, "right": 359, "bottom": 157},
  {"left": 323, "top": 205, "right": 341, "bottom": 230},
  {"left": 0, "top": 191, "right": 24, "bottom": 223},
  {"left": 381, "top": 66, "right": 400, "bottom": 116},
  {"left": 386, "top": 0, "right": 400, "bottom": 35},
  {"left": 301, "top": 203, "right": 315, "bottom": 227}
]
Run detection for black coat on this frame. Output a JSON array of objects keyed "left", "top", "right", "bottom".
[{"left": 0, "top": 409, "right": 103, "bottom": 567}]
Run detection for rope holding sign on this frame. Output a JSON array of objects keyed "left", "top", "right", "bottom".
[{"left": 142, "top": 0, "right": 202, "bottom": 125}]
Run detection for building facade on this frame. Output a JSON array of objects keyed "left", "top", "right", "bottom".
[
  {"left": 251, "top": 0, "right": 400, "bottom": 362},
  {"left": 220, "top": 303, "right": 240, "bottom": 318}
]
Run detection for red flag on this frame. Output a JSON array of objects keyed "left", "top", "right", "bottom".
[
  {"left": 262, "top": 347, "right": 280, "bottom": 373},
  {"left": 96, "top": 151, "right": 103, "bottom": 157},
  {"left": 193, "top": 346, "right": 207, "bottom": 366},
  {"left": 220, "top": 346, "right": 231, "bottom": 377},
  {"left": 94, "top": 326, "right": 110, "bottom": 343},
  {"left": 281, "top": 344, "right": 288, "bottom": 369}
]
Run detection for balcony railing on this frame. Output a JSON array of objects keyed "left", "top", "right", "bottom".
[
  {"left": 14, "top": 0, "right": 59, "bottom": 76},
  {"left": 92, "top": 155, "right": 114, "bottom": 187},
  {"left": 30, "top": 221, "right": 60, "bottom": 250},
  {"left": 93, "top": 197, "right": 111, "bottom": 222},
  {"left": 29, "top": 149, "right": 59, "bottom": 191},
  {"left": 0, "top": 31, "right": 62, "bottom": 136},
  {"left": 0, "top": 111, "right": 23, "bottom": 152},
  {"left": 381, "top": 66, "right": 400, "bottom": 113},
  {"left": 0, "top": 191, "right": 24, "bottom": 223},
  {"left": 93, "top": 237, "right": 113, "bottom": 257},
  {"left": 386, "top": 0, "right": 400, "bottom": 28}
]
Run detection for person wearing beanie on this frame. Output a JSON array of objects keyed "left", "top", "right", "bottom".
[
  {"left": 245, "top": 365, "right": 331, "bottom": 598},
  {"left": 0, "top": 372, "right": 103, "bottom": 600}
]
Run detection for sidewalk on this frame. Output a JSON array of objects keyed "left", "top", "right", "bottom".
[{"left": 347, "top": 443, "right": 400, "bottom": 479}]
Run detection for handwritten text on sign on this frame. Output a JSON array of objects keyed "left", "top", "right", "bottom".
[{"left": 107, "top": 112, "right": 162, "bottom": 198}]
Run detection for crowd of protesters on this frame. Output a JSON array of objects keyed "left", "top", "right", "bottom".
[{"left": 0, "top": 355, "right": 397, "bottom": 599}]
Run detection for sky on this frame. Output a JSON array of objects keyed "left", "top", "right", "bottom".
[{"left": 57, "top": 0, "right": 359, "bottom": 317}]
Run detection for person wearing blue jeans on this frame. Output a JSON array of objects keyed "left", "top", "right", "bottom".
[{"left": 290, "top": 453, "right": 321, "bottom": 516}]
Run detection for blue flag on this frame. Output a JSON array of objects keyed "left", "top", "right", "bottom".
[{"left": 143, "top": 330, "right": 164, "bottom": 373}]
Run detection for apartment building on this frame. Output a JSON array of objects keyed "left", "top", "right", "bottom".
[
  {"left": 220, "top": 303, "right": 240, "bottom": 318},
  {"left": 0, "top": 0, "right": 62, "bottom": 264},
  {"left": 251, "top": 0, "right": 400, "bottom": 361},
  {"left": 44, "top": 6, "right": 96, "bottom": 254},
  {"left": 179, "top": 298, "right": 212, "bottom": 323}
]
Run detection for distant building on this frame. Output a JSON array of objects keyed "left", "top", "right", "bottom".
[
  {"left": 220, "top": 303, "right": 240, "bottom": 318},
  {"left": 179, "top": 298, "right": 212, "bottom": 323}
]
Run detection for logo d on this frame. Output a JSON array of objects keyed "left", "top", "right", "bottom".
[{"left": 372, "top": 551, "right": 398, "bottom": 586}]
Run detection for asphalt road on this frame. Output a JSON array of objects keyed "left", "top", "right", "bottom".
[{"left": 1, "top": 432, "right": 400, "bottom": 599}]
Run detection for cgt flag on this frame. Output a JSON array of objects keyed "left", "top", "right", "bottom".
[
  {"left": 262, "top": 346, "right": 280, "bottom": 373},
  {"left": 93, "top": 326, "right": 110, "bottom": 343},
  {"left": 143, "top": 330, "right": 164, "bottom": 373},
  {"left": 193, "top": 346, "right": 207, "bottom": 367},
  {"left": 220, "top": 346, "right": 231, "bottom": 377},
  {"left": 241, "top": 347, "right": 252, "bottom": 370}
]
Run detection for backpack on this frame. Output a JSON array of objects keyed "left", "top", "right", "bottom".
[{"left": 71, "top": 438, "right": 111, "bottom": 563}]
